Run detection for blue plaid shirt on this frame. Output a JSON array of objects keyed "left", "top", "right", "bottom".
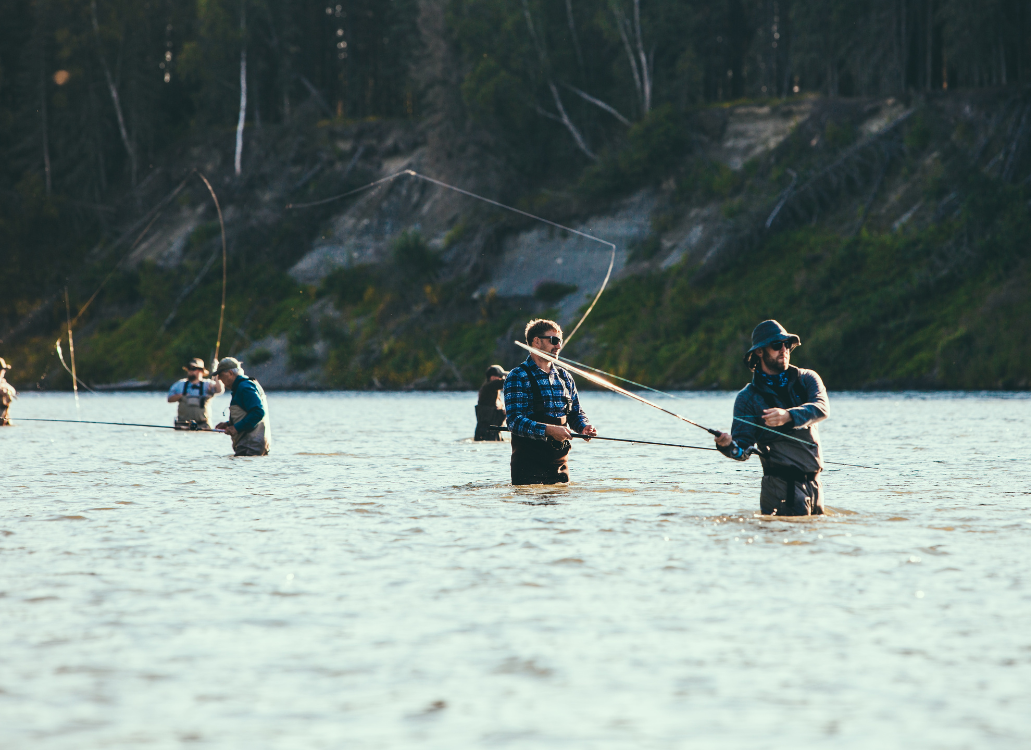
[{"left": 504, "top": 356, "right": 591, "bottom": 440}]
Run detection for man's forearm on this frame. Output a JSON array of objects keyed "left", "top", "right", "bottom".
[{"left": 508, "top": 413, "right": 546, "bottom": 439}]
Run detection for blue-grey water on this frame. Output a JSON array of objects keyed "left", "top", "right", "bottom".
[{"left": 2, "top": 391, "right": 1029, "bottom": 749}]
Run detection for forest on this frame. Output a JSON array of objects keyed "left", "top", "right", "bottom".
[{"left": 2, "top": 0, "right": 1030, "bottom": 389}]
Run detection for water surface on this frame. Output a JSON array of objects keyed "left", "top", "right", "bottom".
[{"left": 2, "top": 391, "right": 1029, "bottom": 748}]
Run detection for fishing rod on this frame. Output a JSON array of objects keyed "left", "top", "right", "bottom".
[
  {"left": 517, "top": 342, "right": 878, "bottom": 470},
  {"left": 287, "top": 169, "right": 616, "bottom": 345},
  {"left": 17, "top": 417, "right": 223, "bottom": 432},
  {"left": 515, "top": 341, "right": 721, "bottom": 436},
  {"left": 498, "top": 427, "right": 717, "bottom": 451},
  {"left": 543, "top": 348, "right": 822, "bottom": 450}
]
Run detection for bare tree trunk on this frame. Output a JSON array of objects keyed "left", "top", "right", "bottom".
[
  {"left": 39, "top": 30, "right": 51, "bottom": 197},
  {"left": 90, "top": 0, "right": 136, "bottom": 186},
  {"left": 632, "top": 0, "right": 651, "bottom": 113},
  {"left": 521, "top": 0, "right": 597, "bottom": 160},
  {"left": 611, "top": 2, "right": 645, "bottom": 114},
  {"left": 925, "top": 0, "right": 932, "bottom": 91},
  {"left": 564, "top": 83, "right": 631, "bottom": 125},
  {"left": 235, "top": 2, "right": 247, "bottom": 177},
  {"left": 900, "top": 0, "right": 907, "bottom": 91},
  {"left": 547, "top": 81, "right": 596, "bottom": 159},
  {"left": 564, "top": 0, "right": 585, "bottom": 71}
]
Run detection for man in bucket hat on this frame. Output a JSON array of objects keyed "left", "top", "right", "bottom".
[
  {"left": 167, "top": 357, "right": 224, "bottom": 430},
  {"left": 713, "top": 320, "right": 829, "bottom": 516},
  {"left": 213, "top": 357, "right": 272, "bottom": 456}
]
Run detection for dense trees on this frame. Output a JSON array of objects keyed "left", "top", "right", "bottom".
[
  {"left": 451, "top": 0, "right": 1031, "bottom": 161},
  {"left": 1, "top": 0, "right": 1029, "bottom": 333}
]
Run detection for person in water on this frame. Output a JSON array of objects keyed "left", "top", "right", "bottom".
[
  {"left": 713, "top": 320, "right": 829, "bottom": 516},
  {"left": 167, "top": 357, "right": 224, "bottom": 429},
  {"left": 0, "top": 357, "right": 16, "bottom": 426},
  {"left": 474, "top": 364, "right": 508, "bottom": 441},
  {"left": 213, "top": 357, "right": 272, "bottom": 456},
  {"left": 504, "top": 319, "right": 596, "bottom": 485}
]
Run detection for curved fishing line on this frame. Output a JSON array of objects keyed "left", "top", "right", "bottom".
[
  {"left": 515, "top": 341, "right": 720, "bottom": 435},
  {"left": 545, "top": 350, "right": 819, "bottom": 449},
  {"left": 194, "top": 172, "right": 228, "bottom": 362},
  {"left": 54, "top": 339, "right": 96, "bottom": 394},
  {"left": 286, "top": 169, "right": 616, "bottom": 345},
  {"left": 71, "top": 172, "right": 194, "bottom": 327},
  {"left": 525, "top": 343, "right": 877, "bottom": 469}
]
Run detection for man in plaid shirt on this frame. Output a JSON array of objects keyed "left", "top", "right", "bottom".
[{"left": 504, "top": 318, "right": 596, "bottom": 485}]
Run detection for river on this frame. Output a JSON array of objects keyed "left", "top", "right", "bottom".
[{"left": 2, "top": 391, "right": 1029, "bottom": 748}]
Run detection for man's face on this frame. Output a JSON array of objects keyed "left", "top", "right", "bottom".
[
  {"left": 760, "top": 341, "right": 791, "bottom": 373},
  {"left": 186, "top": 367, "right": 202, "bottom": 382},
  {"left": 216, "top": 370, "right": 235, "bottom": 388},
  {"left": 533, "top": 329, "right": 563, "bottom": 356}
]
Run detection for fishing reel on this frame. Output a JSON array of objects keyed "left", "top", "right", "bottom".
[{"left": 174, "top": 418, "right": 210, "bottom": 432}]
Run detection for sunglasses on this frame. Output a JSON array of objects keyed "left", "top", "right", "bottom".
[
  {"left": 187, "top": 366, "right": 202, "bottom": 371},
  {"left": 537, "top": 335, "right": 562, "bottom": 345},
  {"left": 768, "top": 341, "right": 792, "bottom": 351}
]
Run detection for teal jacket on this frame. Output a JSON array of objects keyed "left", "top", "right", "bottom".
[{"left": 229, "top": 375, "right": 267, "bottom": 433}]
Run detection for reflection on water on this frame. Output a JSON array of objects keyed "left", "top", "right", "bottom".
[{"left": 2, "top": 391, "right": 1030, "bottom": 748}]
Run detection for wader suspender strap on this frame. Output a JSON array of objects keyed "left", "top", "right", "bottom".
[{"left": 756, "top": 373, "right": 812, "bottom": 512}]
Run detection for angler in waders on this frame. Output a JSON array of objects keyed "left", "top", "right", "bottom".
[
  {"left": 167, "top": 357, "right": 224, "bottom": 430},
  {"left": 474, "top": 364, "right": 508, "bottom": 441},
  {"left": 0, "top": 357, "right": 16, "bottom": 426},
  {"left": 504, "top": 319, "right": 596, "bottom": 485},
  {"left": 213, "top": 357, "right": 272, "bottom": 456},
  {"left": 714, "top": 320, "right": 829, "bottom": 516}
]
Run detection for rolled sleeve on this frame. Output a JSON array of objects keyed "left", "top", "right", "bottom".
[
  {"left": 167, "top": 380, "right": 185, "bottom": 398},
  {"left": 566, "top": 375, "right": 590, "bottom": 433},
  {"left": 503, "top": 368, "right": 546, "bottom": 440},
  {"left": 788, "top": 371, "right": 829, "bottom": 428}
]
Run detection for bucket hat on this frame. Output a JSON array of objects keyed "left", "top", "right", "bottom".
[
  {"left": 213, "top": 357, "right": 242, "bottom": 375},
  {"left": 183, "top": 357, "right": 210, "bottom": 376},
  {"left": 744, "top": 320, "right": 800, "bottom": 363},
  {"left": 485, "top": 364, "right": 509, "bottom": 378}
]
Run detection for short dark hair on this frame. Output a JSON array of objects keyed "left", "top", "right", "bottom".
[{"left": 525, "top": 318, "right": 561, "bottom": 344}]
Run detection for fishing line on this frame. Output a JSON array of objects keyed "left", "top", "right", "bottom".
[
  {"left": 286, "top": 169, "right": 616, "bottom": 345},
  {"left": 498, "top": 427, "right": 717, "bottom": 451},
  {"left": 194, "top": 172, "right": 228, "bottom": 363},
  {"left": 544, "top": 349, "right": 822, "bottom": 449},
  {"left": 18, "top": 417, "right": 223, "bottom": 432},
  {"left": 54, "top": 339, "right": 96, "bottom": 394},
  {"left": 515, "top": 341, "right": 720, "bottom": 435},
  {"left": 518, "top": 342, "right": 878, "bottom": 469}
]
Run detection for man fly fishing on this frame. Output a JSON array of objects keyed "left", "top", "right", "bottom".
[
  {"left": 167, "top": 357, "right": 224, "bottom": 430},
  {"left": 213, "top": 357, "right": 272, "bottom": 456},
  {"left": 0, "top": 357, "right": 16, "bottom": 426},
  {"left": 713, "top": 320, "right": 829, "bottom": 516},
  {"left": 474, "top": 364, "right": 508, "bottom": 441},
  {"left": 504, "top": 319, "right": 596, "bottom": 485}
]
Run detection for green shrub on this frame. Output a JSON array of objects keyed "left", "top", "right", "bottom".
[
  {"left": 321, "top": 264, "right": 378, "bottom": 308},
  {"left": 905, "top": 112, "right": 932, "bottom": 151},
  {"left": 579, "top": 104, "right": 687, "bottom": 197},
  {"left": 392, "top": 230, "right": 440, "bottom": 278},
  {"left": 249, "top": 347, "right": 273, "bottom": 365},
  {"left": 824, "top": 120, "right": 856, "bottom": 149},
  {"left": 534, "top": 281, "right": 579, "bottom": 302}
]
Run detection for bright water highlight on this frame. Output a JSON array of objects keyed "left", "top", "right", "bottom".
[{"left": 2, "top": 391, "right": 1029, "bottom": 748}]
